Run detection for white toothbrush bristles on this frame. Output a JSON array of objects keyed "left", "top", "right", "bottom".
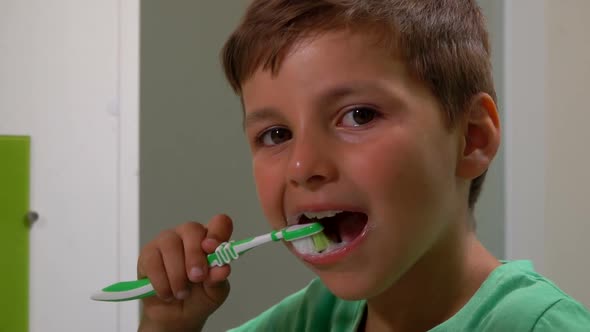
[{"left": 291, "top": 231, "right": 330, "bottom": 254}]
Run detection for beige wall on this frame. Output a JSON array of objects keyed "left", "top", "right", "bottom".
[{"left": 544, "top": 0, "right": 590, "bottom": 307}]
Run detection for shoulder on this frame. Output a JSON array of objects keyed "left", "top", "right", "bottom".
[
  {"left": 492, "top": 262, "right": 588, "bottom": 314},
  {"left": 436, "top": 261, "right": 590, "bottom": 331},
  {"left": 532, "top": 297, "right": 590, "bottom": 331},
  {"left": 476, "top": 261, "right": 590, "bottom": 331},
  {"left": 485, "top": 279, "right": 589, "bottom": 331},
  {"left": 228, "top": 278, "right": 363, "bottom": 332}
]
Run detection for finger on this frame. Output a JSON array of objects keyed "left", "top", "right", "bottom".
[
  {"left": 201, "top": 237, "right": 220, "bottom": 254},
  {"left": 175, "top": 222, "right": 209, "bottom": 283},
  {"left": 205, "top": 214, "right": 233, "bottom": 242},
  {"left": 158, "top": 230, "right": 190, "bottom": 301},
  {"left": 204, "top": 265, "right": 232, "bottom": 287},
  {"left": 139, "top": 244, "right": 173, "bottom": 301}
]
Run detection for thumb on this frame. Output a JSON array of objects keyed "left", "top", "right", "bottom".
[
  {"left": 202, "top": 262, "right": 232, "bottom": 306},
  {"left": 183, "top": 270, "right": 231, "bottom": 318},
  {"left": 203, "top": 278, "right": 231, "bottom": 308}
]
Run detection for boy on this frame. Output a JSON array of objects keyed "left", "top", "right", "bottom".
[{"left": 137, "top": 0, "right": 590, "bottom": 331}]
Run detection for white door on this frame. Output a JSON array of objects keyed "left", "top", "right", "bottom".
[{"left": 0, "top": 0, "right": 140, "bottom": 330}]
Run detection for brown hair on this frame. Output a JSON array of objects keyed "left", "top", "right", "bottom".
[{"left": 221, "top": 0, "right": 496, "bottom": 209}]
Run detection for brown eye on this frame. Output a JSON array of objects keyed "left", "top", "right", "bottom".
[
  {"left": 341, "top": 107, "right": 377, "bottom": 127},
  {"left": 259, "top": 127, "right": 292, "bottom": 146}
]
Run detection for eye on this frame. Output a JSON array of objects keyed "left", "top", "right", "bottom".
[
  {"left": 340, "top": 107, "right": 378, "bottom": 127},
  {"left": 258, "top": 127, "right": 292, "bottom": 146}
]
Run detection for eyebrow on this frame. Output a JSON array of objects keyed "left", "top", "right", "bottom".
[
  {"left": 243, "top": 107, "right": 283, "bottom": 130},
  {"left": 318, "top": 81, "right": 388, "bottom": 102},
  {"left": 243, "top": 81, "right": 391, "bottom": 130}
]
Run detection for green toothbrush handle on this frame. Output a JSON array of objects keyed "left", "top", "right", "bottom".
[
  {"left": 91, "top": 278, "right": 156, "bottom": 302},
  {"left": 92, "top": 237, "right": 259, "bottom": 301},
  {"left": 207, "top": 242, "right": 236, "bottom": 267},
  {"left": 207, "top": 237, "right": 256, "bottom": 267},
  {"left": 92, "top": 223, "right": 322, "bottom": 302}
]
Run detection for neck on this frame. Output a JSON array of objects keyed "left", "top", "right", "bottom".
[{"left": 363, "top": 217, "right": 499, "bottom": 332}]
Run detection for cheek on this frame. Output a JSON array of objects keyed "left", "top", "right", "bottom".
[
  {"left": 253, "top": 158, "right": 285, "bottom": 223},
  {"left": 351, "top": 131, "right": 417, "bottom": 181},
  {"left": 349, "top": 132, "right": 454, "bottom": 218}
]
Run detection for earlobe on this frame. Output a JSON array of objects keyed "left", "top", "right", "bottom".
[{"left": 456, "top": 93, "right": 501, "bottom": 180}]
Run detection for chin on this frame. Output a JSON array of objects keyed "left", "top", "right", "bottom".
[{"left": 315, "top": 269, "right": 389, "bottom": 301}]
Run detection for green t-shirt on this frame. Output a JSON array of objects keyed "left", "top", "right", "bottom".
[{"left": 228, "top": 261, "right": 590, "bottom": 331}]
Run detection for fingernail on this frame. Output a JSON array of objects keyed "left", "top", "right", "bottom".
[
  {"left": 190, "top": 267, "right": 204, "bottom": 280},
  {"left": 176, "top": 289, "right": 190, "bottom": 300}
]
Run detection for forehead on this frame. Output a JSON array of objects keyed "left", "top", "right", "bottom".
[
  {"left": 241, "top": 30, "right": 410, "bottom": 104},
  {"left": 282, "top": 28, "right": 402, "bottom": 78}
]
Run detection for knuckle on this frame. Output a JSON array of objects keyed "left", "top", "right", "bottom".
[
  {"left": 168, "top": 270, "right": 189, "bottom": 296},
  {"left": 176, "top": 221, "right": 206, "bottom": 237},
  {"left": 157, "top": 232, "right": 182, "bottom": 250},
  {"left": 139, "top": 247, "right": 160, "bottom": 270},
  {"left": 157, "top": 229, "right": 177, "bottom": 241},
  {"left": 156, "top": 286, "right": 173, "bottom": 300},
  {"left": 148, "top": 274, "right": 172, "bottom": 299},
  {"left": 187, "top": 255, "right": 207, "bottom": 273},
  {"left": 190, "top": 246, "right": 206, "bottom": 259}
]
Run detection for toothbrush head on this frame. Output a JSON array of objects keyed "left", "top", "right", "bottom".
[
  {"left": 280, "top": 223, "right": 324, "bottom": 241},
  {"left": 283, "top": 223, "right": 330, "bottom": 254}
]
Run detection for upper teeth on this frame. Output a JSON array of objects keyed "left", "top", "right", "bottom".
[{"left": 302, "top": 210, "right": 343, "bottom": 219}]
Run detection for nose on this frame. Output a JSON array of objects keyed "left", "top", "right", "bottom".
[{"left": 287, "top": 134, "right": 337, "bottom": 190}]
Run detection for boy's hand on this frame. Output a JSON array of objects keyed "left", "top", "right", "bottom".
[{"left": 138, "top": 214, "right": 233, "bottom": 332}]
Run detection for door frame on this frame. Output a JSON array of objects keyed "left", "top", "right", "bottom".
[{"left": 119, "top": 0, "right": 141, "bottom": 329}]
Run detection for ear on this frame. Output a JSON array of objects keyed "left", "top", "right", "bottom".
[{"left": 456, "top": 93, "right": 501, "bottom": 180}]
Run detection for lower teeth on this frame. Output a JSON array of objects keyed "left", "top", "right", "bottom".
[
  {"left": 291, "top": 236, "right": 349, "bottom": 256},
  {"left": 313, "top": 238, "right": 348, "bottom": 255}
]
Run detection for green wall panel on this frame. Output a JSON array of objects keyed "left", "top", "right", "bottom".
[{"left": 0, "top": 136, "right": 30, "bottom": 332}]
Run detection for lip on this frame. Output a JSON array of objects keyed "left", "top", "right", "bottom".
[{"left": 291, "top": 220, "right": 369, "bottom": 266}]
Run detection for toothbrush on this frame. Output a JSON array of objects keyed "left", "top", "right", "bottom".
[{"left": 91, "top": 222, "right": 329, "bottom": 302}]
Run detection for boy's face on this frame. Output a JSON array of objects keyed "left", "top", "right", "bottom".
[{"left": 241, "top": 30, "right": 468, "bottom": 300}]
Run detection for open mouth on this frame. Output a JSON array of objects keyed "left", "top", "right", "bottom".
[{"left": 292, "top": 211, "right": 368, "bottom": 256}]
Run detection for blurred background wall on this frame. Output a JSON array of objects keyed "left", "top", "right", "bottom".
[{"left": 543, "top": 0, "right": 590, "bottom": 308}]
